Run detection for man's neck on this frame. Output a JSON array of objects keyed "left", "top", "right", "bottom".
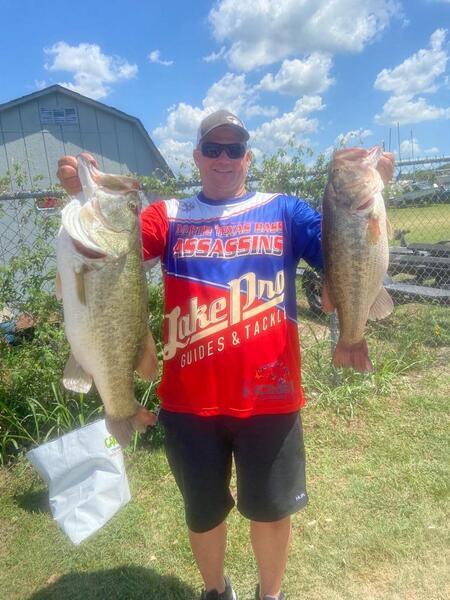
[{"left": 200, "top": 186, "right": 247, "bottom": 201}]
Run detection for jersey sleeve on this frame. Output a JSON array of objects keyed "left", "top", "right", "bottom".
[
  {"left": 140, "top": 200, "right": 169, "bottom": 261},
  {"left": 291, "top": 198, "right": 324, "bottom": 270}
]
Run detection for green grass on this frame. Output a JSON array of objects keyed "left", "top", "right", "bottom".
[
  {"left": 1, "top": 304, "right": 449, "bottom": 600},
  {"left": 387, "top": 203, "right": 450, "bottom": 244}
]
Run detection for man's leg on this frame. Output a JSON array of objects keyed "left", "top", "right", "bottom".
[
  {"left": 189, "top": 521, "right": 228, "bottom": 593},
  {"left": 233, "top": 412, "right": 307, "bottom": 597},
  {"left": 159, "top": 410, "right": 235, "bottom": 593},
  {"left": 250, "top": 516, "right": 291, "bottom": 598}
]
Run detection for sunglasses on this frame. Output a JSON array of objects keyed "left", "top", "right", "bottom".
[{"left": 200, "top": 142, "right": 247, "bottom": 159}]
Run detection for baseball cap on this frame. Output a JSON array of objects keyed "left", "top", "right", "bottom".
[{"left": 197, "top": 110, "right": 250, "bottom": 146}]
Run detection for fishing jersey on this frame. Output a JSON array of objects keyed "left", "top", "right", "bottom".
[{"left": 140, "top": 191, "right": 323, "bottom": 418}]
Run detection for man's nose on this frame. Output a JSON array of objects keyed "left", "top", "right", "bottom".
[{"left": 215, "top": 149, "right": 232, "bottom": 160}]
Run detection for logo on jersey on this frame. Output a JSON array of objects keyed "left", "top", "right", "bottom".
[{"left": 164, "top": 270, "right": 285, "bottom": 360}]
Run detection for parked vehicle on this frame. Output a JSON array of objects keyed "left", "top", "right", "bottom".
[{"left": 301, "top": 231, "right": 450, "bottom": 314}]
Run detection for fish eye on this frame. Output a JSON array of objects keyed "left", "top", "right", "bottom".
[{"left": 128, "top": 200, "right": 137, "bottom": 212}]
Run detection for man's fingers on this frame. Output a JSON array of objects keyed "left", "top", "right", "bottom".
[
  {"left": 105, "top": 407, "right": 158, "bottom": 447},
  {"left": 378, "top": 152, "right": 395, "bottom": 185},
  {"left": 57, "top": 156, "right": 81, "bottom": 194},
  {"left": 56, "top": 153, "right": 98, "bottom": 194},
  {"left": 58, "top": 155, "right": 79, "bottom": 169},
  {"left": 131, "top": 407, "right": 158, "bottom": 432},
  {"left": 79, "top": 152, "right": 98, "bottom": 167}
]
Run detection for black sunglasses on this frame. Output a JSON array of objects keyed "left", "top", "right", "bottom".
[{"left": 200, "top": 142, "right": 247, "bottom": 159}]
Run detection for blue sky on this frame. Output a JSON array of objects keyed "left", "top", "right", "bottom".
[{"left": 1, "top": 0, "right": 449, "bottom": 172}]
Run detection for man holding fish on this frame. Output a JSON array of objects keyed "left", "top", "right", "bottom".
[{"left": 57, "top": 110, "right": 394, "bottom": 600}]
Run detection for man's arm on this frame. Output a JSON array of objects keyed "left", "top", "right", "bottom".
[
  {"left": 140, "top": 201, "right": 169, "bottom": 262},
  {"left": 291, "top": 199, "right": 323, "bottom": 270}
]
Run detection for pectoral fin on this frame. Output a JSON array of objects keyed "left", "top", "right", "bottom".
[
  {"left": 63, "top": 353, "right": 93, "bottom": 393},
  {"left": 135, "top": 332, "right": 159, "bottom": 381},
  {"left": 368, "top": 287, "right": 394, "bottom": 320}
]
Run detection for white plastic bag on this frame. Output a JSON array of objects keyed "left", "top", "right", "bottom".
[{"left": 27, "top": 419, "right": 131, "bottom": 545}]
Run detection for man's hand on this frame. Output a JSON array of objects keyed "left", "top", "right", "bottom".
[
  {"left": 57, "top": 152, "right": 98, "bottom": 194},
  {"left": 333, "top": 147, "right": 395, "bottom": 185},
  {"left": 105, "top": 406, "right": 158, "bottom": 448},
  {"left": 377, "top": 151, "right": 395, "bottom": 185}
]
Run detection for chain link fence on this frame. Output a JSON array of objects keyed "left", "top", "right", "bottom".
[
  {"left": 299, "top": 157, "right": 450, "bottom": 317},
  {"left": 1, "top": 157, "right": 449, "bottom": 339}
]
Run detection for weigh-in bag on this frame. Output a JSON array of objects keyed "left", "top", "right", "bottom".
[{"left": 27, "top": 419, "right": 131, "bottom": 545}]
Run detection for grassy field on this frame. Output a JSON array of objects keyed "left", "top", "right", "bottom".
[
  {"left": 0, "top": 303, "right": 449, "bottom": 600},
  {"left": 387, "top": 203, "right": 450, "bottom": 244}
]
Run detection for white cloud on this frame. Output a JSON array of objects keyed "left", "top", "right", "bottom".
[
  {"left": 399, "top": 137, "right": 420, "bottom": 158},
  {"left": 209, "top": 0, "right": 400, "bottom": 71},
  {"left": 152, "top": 72, "right": 282, "bottom": 170},
  {"left": 44, "top": 42, "right": 137, "bottom": 100},
  {"left": 153, "top": 102, "right": 207, "bottom": 143},
  {"left": 148, "top": 50, "right": 173, "bottom": 66},
  {"left": 376, "top": 95, "right": 450, "bottom": 124},
  {"left": 250, "top": 96, "right": 325, "bottom": 154},
  {"left": 202, "top": 72, "right": 278, "bottom": 119},
  {"left": 244, "top": 104, "right": 279, "bottom": 118},
  {"left": 375, "top": 29, "right": 450, "bottom": 125},
  {"left": 152, "top": 70, "right": 328, "bottom": 170},
  {"left": 374, "top": 29, "right": 448, "bottom": 96},
  {"left": 203, "top": 73, "right": 248, "bottom": 114},
  {"left": 34, "top": 79, "right": 47, "bottom": 90},
  {"left": 155, "top": 138, "right": 195, "bottom": 174},
  {"left": 203, "top": 47, "right": 227, "bottom": 63},
  {"left": 335, "top": 129, "right": 373, "bottom": 147},
  {"left": 259, "top": 54, "right": 334, "bottom": 96},
  {"left": 424, "top": 146, "right": 440, "bottom": 155}
]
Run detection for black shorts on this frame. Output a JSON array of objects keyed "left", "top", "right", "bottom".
[{"left": 159, "top": 409, "right": 308, "bottom": 533}]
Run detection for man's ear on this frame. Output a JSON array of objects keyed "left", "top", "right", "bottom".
[{"left": 193, "top": 148, "right": 200, "bottom": 168}]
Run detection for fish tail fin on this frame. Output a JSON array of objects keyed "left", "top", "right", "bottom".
[{"left": 333, "top": 339, "right": 373, "bottom": 373}]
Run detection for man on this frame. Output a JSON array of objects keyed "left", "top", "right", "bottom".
[{"left": 57, "top": 110, "right": 324, "bottom": 600}]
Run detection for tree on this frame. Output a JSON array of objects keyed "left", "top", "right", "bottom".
[{"left": 249, "top": 143, "right": 329, "bottom": 209}]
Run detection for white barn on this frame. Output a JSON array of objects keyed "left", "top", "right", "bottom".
[{"left": 0, "top": 84, "right": 171, "bottom": 190}]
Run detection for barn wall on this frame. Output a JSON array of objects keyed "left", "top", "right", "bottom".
[{"left": 0, "top": 90, "right": 164, "bottom": 190}]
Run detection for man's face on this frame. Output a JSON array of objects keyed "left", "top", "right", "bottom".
[{"left": 193, "top": 126, "right": 252, "bottom": 200}]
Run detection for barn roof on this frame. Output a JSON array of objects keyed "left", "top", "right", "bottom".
[{"left": 0, "top": 84, "right": 172, "bottom": 176}]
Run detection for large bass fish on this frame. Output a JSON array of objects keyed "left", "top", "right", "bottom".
[
  {"left": 322, "top": 146, "right": 395, "bottom": 372},
  {"left": 56, "top": 154, "right": 158, "bottom": 445}
]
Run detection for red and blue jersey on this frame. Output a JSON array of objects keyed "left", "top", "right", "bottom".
[{"left": 140, "top": 191, "right": 323, "bottom": 417}]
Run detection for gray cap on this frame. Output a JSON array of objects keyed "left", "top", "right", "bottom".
[{"left": 197, "top": 109, "right": 250, "bottom": 145}]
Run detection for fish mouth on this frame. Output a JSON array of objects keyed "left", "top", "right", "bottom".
[{"left": 70, "top": 237, "right": 107, "bottom": 259}]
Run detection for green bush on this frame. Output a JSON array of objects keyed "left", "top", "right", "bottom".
[{"left": 0, "top": 282, "right": 164, "bottom": 463}]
